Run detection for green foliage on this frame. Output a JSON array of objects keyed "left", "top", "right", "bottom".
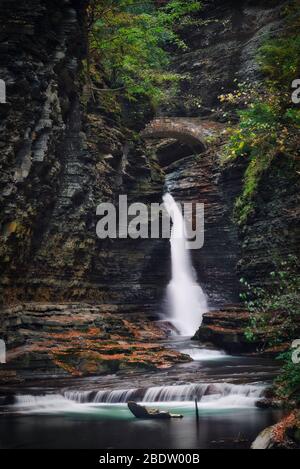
[
  {"left": 275, "top": 351, "right": 300, "bottom": 400},
  {"left": 88, "top": 0, "right": 202, "bottom": 105},
  {"left": 240, "top": 256, "right": 300, "bottom": 399},
  {"left": 258, "top": 2, "right": 300, "bottom": 92},
  {"left": 222, "top": 2, "right": 300, "bottom": 225},
  {"left": 241, "top": 256, "right": 300, "bottom": 348}
]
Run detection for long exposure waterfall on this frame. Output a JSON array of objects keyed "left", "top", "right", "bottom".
[
  {"left": 163, "top": 194, "right": 208, "bottom": 336},
  {"left": 12, "top": 383, "right": 265, "bottom": 409}
]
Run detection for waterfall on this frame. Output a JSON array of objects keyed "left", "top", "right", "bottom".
[
  {"left": 141, "top": 383, "right": 264, "bottom": 405},
  {"left": 63, "top": 382, "right": 264, "bottom": 406},
  {"left": 10, "top": 383, "right": 265, "bottom": 413},
  {"left": 64, "top": 389, "right": 142, "bottom": 404},
  {"left": 179, "top": 348, "right": 226, "bottom": 361},
  {"left": 163, "top": 193, "right": 207, "bottom": 336},
  {"left": 63, "top": 383, "right": 264, "bottom": 405}
]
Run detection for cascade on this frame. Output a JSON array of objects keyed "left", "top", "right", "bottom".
[{"left": 163, "top": 193, "right": 208, "bottom": 335}]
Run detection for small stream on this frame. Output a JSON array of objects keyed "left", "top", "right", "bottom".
[{"left": 0, "top": 338, "right": 283, "bottom": 449}]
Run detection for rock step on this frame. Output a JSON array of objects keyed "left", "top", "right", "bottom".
[
  {"left": 0, "top": 303, "right": 190, "bottom": 383},
  {"left": 193, "top": 307, "right": 300, "bottom": 355}
]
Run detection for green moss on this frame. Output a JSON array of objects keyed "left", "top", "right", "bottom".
[{"left": 234, "top": 150, "right": 275, "bottom": 225}]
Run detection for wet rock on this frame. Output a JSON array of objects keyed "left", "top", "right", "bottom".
[
  {"left": 0, "top": 393, "right": 16, "bottom": 406},
  {"left": 1, "top": 303, "right": 191, "bottom": 381},
  {"left": 252, "top": 412, "right": 300, "bottom": 450},
  {"left": 194, "top": 307, "right": 300, "bottom": 355},
  {"left": 251, "top": 426, "right": 277, "bottom": 450},
  {"left": 0, "top": 370, "right": 23, "bottom": 386},
  {"left": 128, "top": 401, "right": 183, "bottom": 420},
  {"left": 255, "top": 399, "right": 283, "bottom": 410},
  {"left": 193, "top": 306, "right": 261, "bottom": 354}
]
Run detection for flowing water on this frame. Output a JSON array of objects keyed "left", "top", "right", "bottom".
[
  {"left": 0, "top": 197, "right": 284, "bottom": 449},
  {"left": 163, "top": 194, "right": 208, "bottom": 335},
  {"left": 0, "top": 338, "right": 283, "bottom": 449}
]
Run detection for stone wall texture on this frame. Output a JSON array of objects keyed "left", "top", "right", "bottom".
[{"left": 0, "top": 0, "right": 167, "bottom": 310}]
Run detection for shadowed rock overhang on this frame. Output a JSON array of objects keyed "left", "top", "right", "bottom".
[{"left": 141, "top": 118, "right": 225, "bottom": 150}]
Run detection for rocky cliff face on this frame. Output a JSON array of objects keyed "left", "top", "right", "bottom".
[
  {"left": 0, "top": 0, "right": 173, "bottom": 381},
  {"left": 0, "top": 0, "right": 298, "bottom": 379},
  {"left": 162, "top": 0, "right": 287, "bottom": 118},
  {"left": 0, "top": 0, "right": 291, "bottom": 314},
  {"left": 0, "top": 0, "right": 92, "bottom": 304},
  {"left": 236, "top": 155, "right": 300, "bottom": 287},
  {"left": 0, "top": 0, "right": 168, "bottom": 311},
  {"left": 152, "top": 0, "right": 291, "bottom": 310}
]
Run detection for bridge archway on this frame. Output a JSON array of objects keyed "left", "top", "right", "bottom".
[{"left": 141, "top": 118, "right": 224, "bottom": 167}]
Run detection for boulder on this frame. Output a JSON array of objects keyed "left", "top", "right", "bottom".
[
  {"left": 251, "top": 426, "right": 276, "bottom": 450},
  {"left": 128, "top": 401, "right": 183, "bottom": 420}
]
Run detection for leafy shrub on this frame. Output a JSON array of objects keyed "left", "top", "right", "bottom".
[
  {"left": 240, "top": 256, "right": 300, "bottom": 399},
  {"left": 87, "top": 0, "right": 202, "bottom": 106},
  {"left": 275, "top": 351, "right": 300, "bottom": 400},
  {"left": 241, "top": 256, "right": 300, "bottom": 348}
]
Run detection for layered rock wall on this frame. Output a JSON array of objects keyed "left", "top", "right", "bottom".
[
  {"left": 154, "top": 0, "right": 296, "bottom": 309},
  {"left": 0, "top": 0, "right": 167, "bottom": 310},
  {"left": 0, "top": 0, "right": 298, "bottom": 363}
]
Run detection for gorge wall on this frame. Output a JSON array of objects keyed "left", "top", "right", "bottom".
[
  {"left": 0, "top": 0, "right": 299, "bottom": 377},
  {"left": 0, "top": 0, "right": 168, "bottom": 312},
  {"left": 156, "top": 0, "right": 299, "bottom": 348},
  {"left": 147, "top": 0, "right": 297, "bottom": 307},
  {"left": 1, "top": 0, "right": 293, "bottom": 312},
  {"left": 0, "top": 0, "right": 173, "bottom": 380}
]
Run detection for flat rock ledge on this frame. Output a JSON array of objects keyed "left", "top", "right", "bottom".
[
  {"left": 193, "top": 306, "right": 262, "bottom": 354},
  {"left": 0, "top": 303, "right": 191, "bottom": 384},
  {"left": 193, "top": 306, "right": 299, "bottom": 356}
]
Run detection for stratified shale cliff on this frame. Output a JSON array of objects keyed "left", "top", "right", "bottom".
[
  {"left": 0, "top": 0, "right": 167, "bottom": 310},
  {"left": 0, "top": 0, "right": 174, "bottom": 381},
  {"left": 162, "top": 0, "right": 287, "bottom": 118},
  {"left": 150, "top": 0, "right": 293, "bottom": 306},
  {"left": 0, "top": 0, "right": 93, "bottom": 304},
  {"left": 0, "top": 0, "right": 299, "bottom": 380},
  {"left": 148, "top": 0, "right": 299, "bottom": 348}
]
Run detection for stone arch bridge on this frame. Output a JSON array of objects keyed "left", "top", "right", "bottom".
[{"left": 141, "top": 118, "right": 225, "bottom": 151}]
